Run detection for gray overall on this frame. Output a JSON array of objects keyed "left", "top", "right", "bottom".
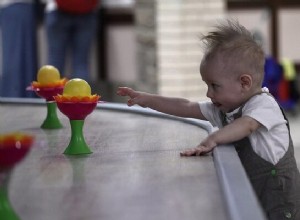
[{"left": 220, "top": 97, "right": 300, "bottom": 220}]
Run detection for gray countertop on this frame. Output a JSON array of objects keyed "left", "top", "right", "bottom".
[{"left": 0, "top": 100, "right": 227, "bottom": 220}]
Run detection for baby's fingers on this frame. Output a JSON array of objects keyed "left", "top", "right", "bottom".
[
  {"left": 180, "top": 148, "right": 197, "bottom": 157},
  {"left": 117, "top": 87, "right": 130, "bottom": 96},
  {"left": 127, "top": 98, "right": 136, "bottom": 106},
  {"left": 117, "top": 87, "right": 139, "bottom": 98},
  {"left": 180, "top": 146, "right": 207, "bottom": 157}
]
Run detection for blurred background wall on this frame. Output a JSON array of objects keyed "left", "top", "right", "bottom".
[{"left": 24, "top": 0, "right": 300, "bottom": 102}]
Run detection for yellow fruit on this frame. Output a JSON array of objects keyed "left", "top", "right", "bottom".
[
  {"left": 63, "top": 78, "right": 91, "bottom": 96},
  {"left": 37, "top": 65, "right": 60, "bottom": 85}
]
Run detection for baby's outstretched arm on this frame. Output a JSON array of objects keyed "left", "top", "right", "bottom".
[
  {"left": 117, "top": 87, "right": 205, "bottom": 119},
  {"left": 180, "top": 116, "right": 261, "bottom": 156}
]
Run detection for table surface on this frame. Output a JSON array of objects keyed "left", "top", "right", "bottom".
[{"left": 0, "top": 101, "right": 227, "bottom": 220}]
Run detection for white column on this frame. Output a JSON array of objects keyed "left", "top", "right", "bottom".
[{"left": 157, "top": 0, "right": 225, "bottom": 101}]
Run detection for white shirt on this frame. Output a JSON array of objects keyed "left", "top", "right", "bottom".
[
  {"left": 42, "top": 0, "right": 56, "bottom": 12},
  {"left": 199, "top": 93, "right": 289, "bottom": 165}
]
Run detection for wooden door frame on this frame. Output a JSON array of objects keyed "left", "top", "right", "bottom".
[
  {"left": 227, "top": 0, "right": 300, "bottom": 71},
  {"left": 97, "top": 7, "right": 134, "bottom": 80}
]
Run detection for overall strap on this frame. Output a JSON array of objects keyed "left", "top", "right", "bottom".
[{"left": 219, "top": 89, "right": 300, "bottom": 219}]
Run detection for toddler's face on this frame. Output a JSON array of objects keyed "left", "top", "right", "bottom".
[{"left": 200, "top": 60, "right": 245, "bottom": 113}]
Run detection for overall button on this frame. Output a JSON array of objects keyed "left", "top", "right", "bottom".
[
  {"left": 271, "top": 169, "right": 276, "bottom": 176},
  {"left": 284, "top": 211, "right": 292, "bottom": 219}
]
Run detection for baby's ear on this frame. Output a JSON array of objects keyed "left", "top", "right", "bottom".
[{"left": 240, "top": 74, "right": 252, "bottom": 90}]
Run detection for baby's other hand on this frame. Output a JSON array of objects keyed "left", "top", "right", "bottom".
[
  {"left": 180, "top": 136, "right": 217, "bottom": 156},
  {"left": 180, "top": 145, "right": 214, "bottom": 157}
]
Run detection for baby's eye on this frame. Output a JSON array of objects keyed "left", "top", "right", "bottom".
[{"left": 211, "top": 83, "right": 219, "bottom": 89}]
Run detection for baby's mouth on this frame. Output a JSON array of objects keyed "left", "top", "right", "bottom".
[{"left": 213, "top": 102, "right": 221, "bottom": 108}]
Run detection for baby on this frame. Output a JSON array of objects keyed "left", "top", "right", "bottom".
[{"left": 117, "top": 19, "right": 300, "bottom": 220}]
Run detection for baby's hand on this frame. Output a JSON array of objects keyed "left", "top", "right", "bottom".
[
  {"left": 117, "top": 87, "right": 134, "bottom": 97},
  {"left": 117, "top": 87, "right": 147, "bottom": 107},
  {"left": 180, "top": 137, "right": 216, "bottom": 156},
  {"left": 180, "top": 146, "right": 212, "bottom": 156}
]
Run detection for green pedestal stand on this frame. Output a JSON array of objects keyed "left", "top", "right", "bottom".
[
  {"left": 41, "top": 102, "right": 63, "bottom": 129},
  {"left": 63, "top": 120, "right": 92, "bottom": 155},
  {"left": 0, "top": 171, "right": 20, "bottom": 220}
]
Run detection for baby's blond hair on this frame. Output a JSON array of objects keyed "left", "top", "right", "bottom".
[{"left": 200, "top": 19, "right": 265, "bottom": 87}]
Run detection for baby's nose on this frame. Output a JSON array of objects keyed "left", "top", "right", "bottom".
[{"left": 206, "top": 88, "right": 213, "bottom": 99}]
